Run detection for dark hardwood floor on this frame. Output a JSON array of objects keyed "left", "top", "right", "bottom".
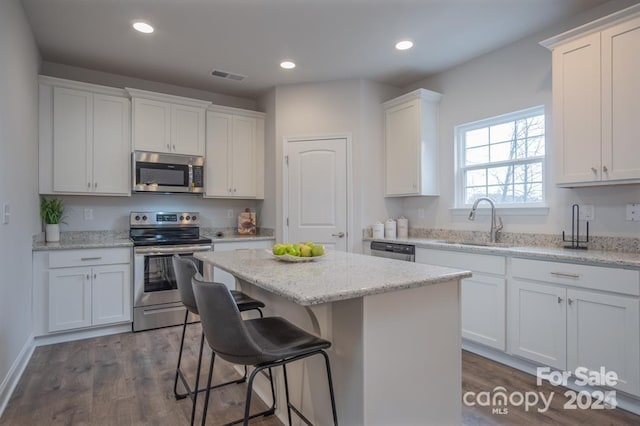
[{"left": 2, "top": 325, "right": 639, "bottom": 425}]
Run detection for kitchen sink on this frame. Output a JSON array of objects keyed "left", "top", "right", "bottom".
[{"left": 435, "top": 240, "right": 514, "bottom": 248}]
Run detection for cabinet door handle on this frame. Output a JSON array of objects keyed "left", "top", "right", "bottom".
[
  {"left": 332, "top": 232, "right": 345, "bottom": 238},
  {"left": 603, "top": 165, "right": 608, "bottom": 173},
  {"left": 550, "top": 271, "right": 580, "bottom": 279},
  {"left": 94, "top": 182, "right": 98, "bottom": 189},
  {"left": 93, "top": 273, "right": 97, "bottom": 279},
  {"left": 568, "top": 298, "right": 574, "bottom": 305},
  {"left": 172, "top": 144, "right": 176, "bottom": 151},
  {"left": 233, "top": 188, "right": 237, "bottom": 193},
  {"left": 87, "top": 182, "right": 91, "bottom": 188},
  {"left": 86, "top": 274, "right": 90, "bottom": 280},
  {"left": 557, "top": 296, "right": 563, "bottom": 304},
  {"left": 590, "top": 167, "right": 598, "bottom": 175},
  {"left": 167, "top": 144, "right": 171, "bottom": 150},
  {"left": 81, "top": 257, "right": 102, "bottom": 261}
]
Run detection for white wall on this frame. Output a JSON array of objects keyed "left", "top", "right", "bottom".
[
  {"left": 402, "top": 0, "right": 640, "bottom": 237},
  {"left": 41, "top": 61, "right": 258, "bottom": 111},
  {"left": 0, "top": 0, "right": 40, "bottom": 412},
  {"left": 55, "top": 194, "right": 262, "bottom": 232},
  {"left": 265, "top": 79, "right": 403, "bottom": 251}
]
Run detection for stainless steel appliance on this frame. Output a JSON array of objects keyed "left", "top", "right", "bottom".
[
  {"left": 370, "top": 241, "right": 415, "bottom": 262},
  {"left": 133, "top": 151, "right": 204, "bottom": 193},
  {"left": 131, "top": 211, "right": 212, "bottom": 331}
]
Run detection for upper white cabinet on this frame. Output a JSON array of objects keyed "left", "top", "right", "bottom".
[
  {"left": 383, "top": 88, "right": 442, "bottom": 197},
  {"left": 39, "top": 77, "right": 131, "bottom": 196},
  {"left": 127, "top": 88, "right": 210, "bottom": 156},
  {"left": 542, "top": 6, "right": 640, "bottom": 186},
  {"left": 205, "top": 106, "right": 265, "bottom": 199}
]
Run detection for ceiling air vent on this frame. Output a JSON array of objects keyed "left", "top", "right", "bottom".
[{"left": 210, "top": 69, "right": 247, "bottom": 82}]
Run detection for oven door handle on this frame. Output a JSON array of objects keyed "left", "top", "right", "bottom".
[{"left": 135, "top": 245, "right": 212, "bottom": 255}]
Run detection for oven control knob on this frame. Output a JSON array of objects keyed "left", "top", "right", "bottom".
[
  {"left": 186, "top": 215, "right": 191, "bottom": 221},
  {"left": 180, "top": 215, "right": 184, "bottom": 221},
  {"left": 192, "top": 215, "right": 197, "bottom": 221},
  {"left": 135, "top": 215, "right": 140, "bottom": 221},
  {"left": 142, "top": 215, "right": 147, "bottom": 221}
]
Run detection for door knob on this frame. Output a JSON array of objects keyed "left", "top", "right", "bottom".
[{"left": 332, "top": 232, "right": 345, "bottom": 238}]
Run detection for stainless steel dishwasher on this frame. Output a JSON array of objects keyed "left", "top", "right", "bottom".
[{"left": 370, "top": 241, "right": 415, "bottom": 262}]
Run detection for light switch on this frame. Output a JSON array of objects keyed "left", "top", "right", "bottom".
[
  {"left": 2, "top": 203, "right": 9, "bottom": 224},
  {"left": 626, "top": 204, "right": 640, "bottom": 221},
  {"left": 579, "top": 205, "right": 594, "bottom": 221},
  {"left": 226, "top": 209, "right": 234, "bottom": 219}
]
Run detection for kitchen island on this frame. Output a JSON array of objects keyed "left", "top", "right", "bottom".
[{"left": 195, "top": 249, "right": 471, "bottom": 425}]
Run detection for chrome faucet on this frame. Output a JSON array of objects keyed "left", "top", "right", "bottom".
[{"left": 468, "top": 197, "right": 503, "bottom": 243}]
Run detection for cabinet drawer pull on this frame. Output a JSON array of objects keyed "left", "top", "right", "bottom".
[
  {"left": 81, "top": 256, "right": 102, "bottom": 261},
  {"left": 568, "top": 298, "right": 574, "bottom": 305},
  {"left": 550, "top": 271, "right": 580, "bottom": 279},
  {"left": 86, "top": 274, "right": 90, "bottom": 280},
  {"left": 93, "top": 273, "right": 97, "bottom": 279},
  {"left": 557, "top": 296, "right": 563, "bottom": 304}
]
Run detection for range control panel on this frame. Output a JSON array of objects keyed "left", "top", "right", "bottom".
[{"left": 130, "top": 211, "right": 201, "bottom": 227}]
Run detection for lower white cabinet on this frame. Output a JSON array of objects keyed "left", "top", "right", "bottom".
[
  {"left": 34, "top": 248, "right": 132, "bottom": 335},
  {"left": 509, "top": 258, "right": 640, "bottom": 396},
  {"left": 212, "top": 240, "right": 273, "bottom": 290},
  {"left": 416, "top": 248, "right": 506, "bottom": 350}
]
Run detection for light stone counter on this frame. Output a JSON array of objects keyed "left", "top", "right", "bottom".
[
  {"left": 195, "top": 248, "right": 469, "bottom": 425},
  {"left": 195, "top": 248, "right": 471, "bottom": 305},
  {"left": 33, "top": 231, "right": 132, "bottom": 251},
  {"left": 366, "top": 237, "right": 640, "bottom": 269}
]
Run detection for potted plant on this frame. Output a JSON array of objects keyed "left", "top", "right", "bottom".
[{"left": 40, "top": 197, "right": 65, "bottom": 242}]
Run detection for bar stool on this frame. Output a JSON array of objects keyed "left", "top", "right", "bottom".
[
  {"left": 192, "top": 274, "right": 338, "bottom": 426},
  {"left": 171, "top": 255, "right": 265, "bottom": 422}
]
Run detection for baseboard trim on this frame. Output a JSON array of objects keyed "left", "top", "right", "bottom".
[
  {"left": 0, "top": 335, "right": 35, "bottom": 419},
  {"left": 34, "top": 323, "right": 132, "bottom": 347},
  {"left": 463, "top": 340, "right": 640, "bottom": 417}
]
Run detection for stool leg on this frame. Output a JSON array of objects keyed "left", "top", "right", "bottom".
[
  {"left": 282, "top": 364, "right": 293, "bottom": 426},
  {"left": 190, "top": 332, "right": 205, "bottom": 426},
  {"left": 320, "top": 351, "right": 339, "bottom": 426},
  {"left": 201, "top": 351, "right": 216, "bottom": 426},
  {"left": 174, "top": 310, "right": 189, "bottom": 399},
  {"left": 243, "top": 366, "right": 263, "bottom": 426}
]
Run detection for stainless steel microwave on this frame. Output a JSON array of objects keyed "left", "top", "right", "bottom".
[{"left": 132, "top": 151, "right": 204, "bottom": 193}]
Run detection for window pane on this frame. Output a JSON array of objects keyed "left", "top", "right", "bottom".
[
  {"left": 465, "top": 146, "right": 489, "bottom": 165},
  {"left": 526, "top": 183, "right": 543, "bottom": 202},
  {"left": 513, "top": 164, "right": 526, "bottom": 185},
  {"left": 465, "top": 186, "right": 486, "bottom": 204},
  {"left": 489, "top": 141, "right": 513, "bottom": 162},
  {"left": 490, "top": 122, "right": 514, "bottom": 143},
  {"left": 465, "top": 128, "right": 488, "bottom": 148},
  {"left": 487, "top": 185, "right": 512, "bottom": 203},
  {"left": 487, "top": 165, "right": 512, "bottom": 186},
  {"left": 527, "top": 162, "right": 543, "bottom": 183},
  {"left": 526, "top": 136, "right": 545, "bottom": 157},
  {"left": 466, "top": 169, "right": 486, "bottom": 187},
  {"left": 513, "top": 184, "right": 526, "bottom": 202},
  {"left": 523, "top": 115, "right": 545, "bottom": 137}
]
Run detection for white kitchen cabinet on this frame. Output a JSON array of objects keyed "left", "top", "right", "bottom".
[
  {"left": 128, "top": 88, "right": 209, "bottom": 156},
  {"left": 509, "top": 257, "right": 640, "bottom": 395},
  {"left": 416, "top": 248, "right": 506, "bottom": 350},
  {"left": 34, "top": 248, "right": 132, "bottom": 335},
  {"left": 383, "top": 88, "right": 442, "bottom": 197},
  {"left": 543, "top": 9, "right": 640, "bottom": 186},
  {"left": 205, "top": 107, "right": 265, "bottom": 199},
  {"left": 509, "top": 279, "right": 567, "bottom": 370},
  {"left": 40, "top": 79, "right": 131, "bottom": 196},
  {"left": 211, "top": 240, "right": 273, "bottom": 290}
]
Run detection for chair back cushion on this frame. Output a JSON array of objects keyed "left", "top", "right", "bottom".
[
  {"left": 172, "top": 255, "right": 199, "bottom": 313},
  {"left": 192, "top": 274, "right": 264, "bottom": 365}
]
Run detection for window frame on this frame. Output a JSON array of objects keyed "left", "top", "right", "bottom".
[{"left": 455, "top": 106, "right": 546, "bottom": 209}]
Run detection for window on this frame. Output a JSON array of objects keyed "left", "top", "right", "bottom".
[{"left": 456, "top": 106, "right": 545, "bottom": 207}]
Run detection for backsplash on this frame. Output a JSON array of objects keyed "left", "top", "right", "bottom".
[{"left": 365, "top": 227, "right": 640, "bottom": 254}]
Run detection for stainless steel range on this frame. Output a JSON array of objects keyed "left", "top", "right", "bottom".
[{"left": 130, "top": 211, "right": 212, "bottom": 332}]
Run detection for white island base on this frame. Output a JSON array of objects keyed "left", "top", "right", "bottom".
[{"left": 233, "top": 277, "right": 461, "bottom": 426}]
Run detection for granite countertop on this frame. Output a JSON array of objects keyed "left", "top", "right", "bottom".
[
  {"left": 367, "top": 237, "right": 640, "bottom": 269},
  {"left": 195, "top": 249, "right": 471, "bottom": 305}
]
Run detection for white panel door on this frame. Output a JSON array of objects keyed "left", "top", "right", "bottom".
[
  {"left": 287, "top": 138, "right": 348, "bottom": 251},
  {"left": 461, "top": 274, "right": 506, "bottom": 350},
  {"left": 204, "top": 111, "right": 232, "bottom": 197},
  {"left": 385, "top": 99, "right": 420, "bottom": 195},
  {"left": 53, "top": 87, "right": 93, "bottom": 193},
  {"left": 231, "top": 115, "right": 257, "bottom": 197},
  {"left": 92, "top": 264, "right": 132, "bottom": 326},
  {"left": 553, "top": 33, "right": 602, "bottom": 184},
  {"left": 509, "top": 279, "right": 567, "bottom": 369},
  {"left": 132, "top": 98, "right": 171, "bottom": 153},
  {"left": 92, "top": 94, "right": 130, "bottom": 194},
  {"left": 567, "top": 289, "right": 640, "bottom": 396},
  {"left": 49, "top": 267, "right": 92, "bottom": 332},
  {"left": 601, "top": 16, "right": 640, "bottom": 181},
  {"left": 172, "top": 104, "right": 205, "bottom": 155}
]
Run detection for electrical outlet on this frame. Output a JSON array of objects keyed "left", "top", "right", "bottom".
[
  {"left": 226, "top": 209, "right": 234, "bottom": 219},
  {"left": 2, "top": 203, "right": 9, "bottom": 225},
  {"left": 627, "top": 204, "right": 640, "bottom": 221},
  {"left": 84, "top": 208, "right": 93, "bottom": 220},
  {"left": 579, "top": 205, "right": 594, "bottom": 221}
]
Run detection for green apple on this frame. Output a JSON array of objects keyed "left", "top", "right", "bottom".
[
  {"left": 286, "top": 245, "right": 300, "bottom": 256},
  {"left": 300, "top": 244, "right": 312, "bottom": 257},
  {"left": 304, "top": 241, "right": 315, "bottom": 249},
  {"left": 311, "top": 244, "right": 325, "bottom": 257},
  {"left": 272, "top": 243, "right": 286, "bottom": 256}
]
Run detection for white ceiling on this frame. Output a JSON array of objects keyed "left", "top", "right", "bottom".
[{"left": 22, "top": 0, "right": 610, "bottom": 99}]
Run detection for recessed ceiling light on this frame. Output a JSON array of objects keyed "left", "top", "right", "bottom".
[
  {"left": 395, "top": 40, "right": 414, "bottom": 51},
  {"left": 280, "top": 61, "right": 296, "bottom": 70},
  {"left": 133, "top": 21, "right": 154, "bottom": 34}
]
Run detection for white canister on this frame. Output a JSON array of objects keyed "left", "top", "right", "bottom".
[
  {"left": 397, "top": 217, "right": 409, "bottom": 239},
  {"left": 372, "top": 222, "right": 385, "bottom": 239},
  {"left": 384, "top": 219, "right": 397, "bottom": 239}
]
